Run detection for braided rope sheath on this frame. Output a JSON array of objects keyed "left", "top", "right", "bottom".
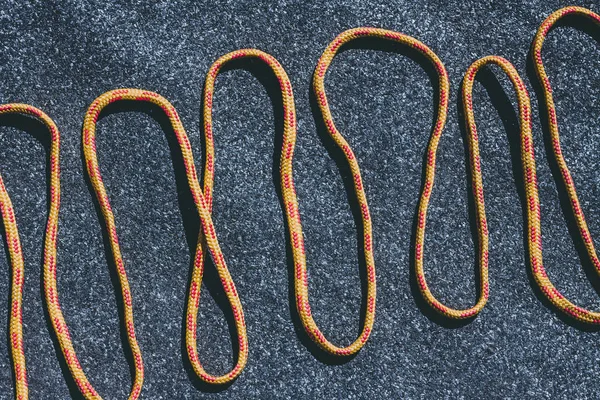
[
  {"left": 415, "top": 6, "right": 600, "bottom": 322},
  {"left": 186, "top": 46, "right": 377, "bottom": 377},
  {"left": 0, "top": 104, "right": 60, "bottom": 400},
  {"left": 184, "top": 49, "right": 288, "bottom": 384},
  {"left": 4, "top": 8, "right": 599, "bottom": 399},
  {"left": 421, "top": 56, "right": 536, "bottom": 319},
  {"left": 529, "top": 6, "right": 600, "bottom": 324},
  {"left": 305, "top": 29, "right": 390, "bottom": 356},
  {"left": 312, "top": 26, "right": 461, "bottom": 353}
]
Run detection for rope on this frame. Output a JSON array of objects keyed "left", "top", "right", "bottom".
[
  {"left": 414, "top": 55, "right": 535, "bottom": 318},
  {"left": 529, "top": 6, "right": 600, "bottom": 323},
  {"left": 3, "top": 5, "right": 600, "bottom": 399},
  {"left": 192, "top": 47, "right": 378, "bottom": 376},
  {"left": 415, "top": 6, "right": 600, "bottom": 322},
  {"left": 45, "top": 88, "right": 248, "bottom": 399},
  {"left": 0, "top": 104, "right": 61, "bottom": 400},
  {"left": 45, "top": 47, "right": 378, "bottom": 398}
]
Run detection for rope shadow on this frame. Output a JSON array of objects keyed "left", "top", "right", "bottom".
[
  {"left": 212, "top": 57, "right": 362, "bottom": 365},
  {"left": 431, "top": 68, "right": 527, "bottom": 328},
  {"left": 465, "top": 67, "right": 530, "bottom": 325},
  {"left": 315, "top": 36, "right": 478, "bottom": 329}
]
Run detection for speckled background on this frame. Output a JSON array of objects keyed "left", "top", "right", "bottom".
[{"left": 0, "top": 0, "right": 599, "bottom": 399}]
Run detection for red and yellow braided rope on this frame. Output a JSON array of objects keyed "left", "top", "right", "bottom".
[
  {"left": 415, "top": 6, "right": 600, "bottom": 323},
  {"left": 186, "top": 46, "right": 377, "bottom": 379},
  {"left": 315, "top": 28, "right": 454, "bottom": 317},
  {"left": 413, "top": 55, "right": 535, "bottom": 319},
  {"left": 413, "top": 55, "right": 535, "bottom": 318},
  {"left": 43, "top": 50, "right": 375, "bottom": 397},
  {"left": 46, "top": 47, "right": 379, "bottom": 397},
  {"left": 5, "top": 5, "right": 600, "bottom": 399},
  {"left": 529, "top": 6, "right": 600, "bottom": 323},
  {"left": 0, "top": 104, "right": 61, "bottom": 400},
  {"left": 45, "top": 88, "right": 250, "bottom": 398}
]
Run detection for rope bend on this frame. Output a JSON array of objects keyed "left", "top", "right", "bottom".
[
  {"left": 313, "top": 28, "right": 450, "bottom": 319},
  {"left": 418, "top": 56, "right": 537, "bottom": 319},
  {"left": 529, "top": 6, "right": 600, "bottom": 324},
  {"left": 311, "top": 27, "right": 455, "bottom": 354},
  {"left": 187, "top": 46, "right": 376, "bottom": 373},
  {"left": 0, "top": 103, "right": 61, "bottom": 400},
  {"left": 184, "top": 49, "right": 290, "bottom": 384},
  {"left": 416, "top": 6, "right": 600, "bottom": 323}
]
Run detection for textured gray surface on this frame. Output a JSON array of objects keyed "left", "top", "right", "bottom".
[{"left": 0, "top": 0, "right": 600, "bottom": 398}]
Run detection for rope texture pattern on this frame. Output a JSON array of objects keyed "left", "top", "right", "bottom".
[
  {"left": 414, "top": 55, "right": 534, "bottom": 318},
  {"left": 46, "top": 47, "right": 377, "bottom": 397},
  {"left": 415, "top": 6, "right": 600, "bottom": 322},
  {"left": 186, "top": 47, "right": 377, "bottom": 382},
  {"left": 47, "top": 88, "right": 248, "bottom": 399}
]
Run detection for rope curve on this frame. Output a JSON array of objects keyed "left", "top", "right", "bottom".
[
  {"left": 529, "top": 6, "right": 600, "bottom": 323},
  {"left": 415, "top": 6, "right": 600, "bottom": 323},
  {"left": 185, "top": 49, "right": 290, "bottom": 384},
  {"left": 2, "top": 6, "right": 600, "bottom": 399},
  {"left": 187, "top": 45, "right": 378, "bottom": 374},
  {"left": 0, "top": 104, "right": 61, "bottom": 400},
  {"left": 316, "top": 29, "right": 452, "bottom": 317},
  {"left": 415, "top": 55, "right": 537, "bottom": 319}
]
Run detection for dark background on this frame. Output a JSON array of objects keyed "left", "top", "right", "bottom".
[{"left": 1, "top": 0, "right": 600, "bottom": 398}]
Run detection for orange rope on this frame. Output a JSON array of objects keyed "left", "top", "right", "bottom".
[
  {"left": 44, "top": 48, "right": 378, "bottom": 398},
  {"left": 189, "top": 47, "right": 377, "bottom": 377},
  {"left": 45, "top": 88, "right": 249, "bottom": 399},
  {"left": 0, "top": 104, "right": 61, "bottom": 400}
]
